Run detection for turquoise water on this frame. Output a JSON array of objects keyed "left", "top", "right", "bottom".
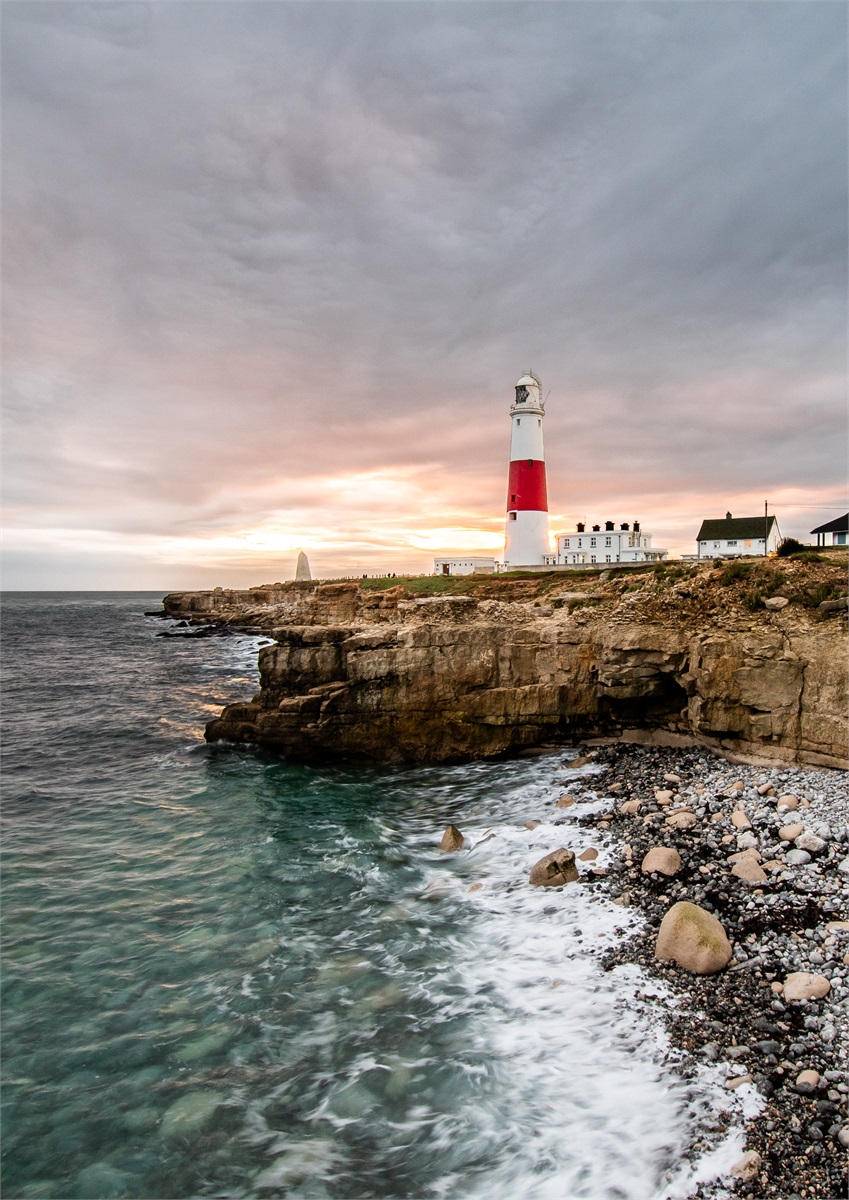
[{"left": 2, "top": 594, "right": 746, "bottom": 1199}]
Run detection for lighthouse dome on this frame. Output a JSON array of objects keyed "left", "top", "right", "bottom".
[{"left": 512, "top": 371, "right": 543, "bottom": 413}]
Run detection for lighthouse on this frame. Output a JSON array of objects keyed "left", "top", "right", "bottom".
[{"left": 504, "top": 371, "right": 550, "bottom": 568}]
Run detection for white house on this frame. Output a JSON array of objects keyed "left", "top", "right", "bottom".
[
  {"left": 433, "top": 557, "right": 496, "bottom": 576},
  {"left": 554, "top": 520, "right": 667, "bottom": 565},
  {"left": 696, "top": 512, "right": 781, "bottom": 559},
  {"left": 810, "top": 513, "right": 848, "bottom": 547}
]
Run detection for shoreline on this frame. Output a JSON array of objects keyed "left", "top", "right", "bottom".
[{"left": 554, "top": 741, "right": 848, "bottom": 1200}]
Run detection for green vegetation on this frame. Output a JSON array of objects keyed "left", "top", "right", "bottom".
[
  {"left": 789, "top": 551, "right": 826, "bottom": 564},
  {"left": 776, "top": 537, "right": 806, "bottom": 557},
  {"left": 719, "top": 560, "right": 753, "bottom": 586}
]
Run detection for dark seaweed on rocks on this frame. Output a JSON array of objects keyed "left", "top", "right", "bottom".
[{"left": 571, "top": 743, "right": 848, "bottom": 1200}]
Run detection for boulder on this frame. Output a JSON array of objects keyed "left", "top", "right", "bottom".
[
  {"left": 578, "top": 847, "right": 598, "bottom": 862},
  {"left": 556, "top": 795, "right": 576, "bottom": 808},
  {"left": 731, "top": 857, "right": 767, "bottom": 884},
  {"left": 566, "top": 755, "right": 592, "bottom": 768},
  {"left": 529, "top": 849, "right": 579, "bottom": 887},
  {"left": 783, "top": 972, "right": 831, "bottom": 1001},
  {"left": 731, "top": 810, "right": 752, "bottom": 830},
  {"left": 654, "top": 789, "right": 674, "bottom": 804},
  {"left": 763, "top": 596, "right": 789, "bottom": 610},
  {"left": 440, "top": 825, "right": 465, "bottom": 853},
  {"left": 795, "top": 1069, "right": 820, "bottom": 1093},
  {"left": 784, "top": 849, "right": 812, "bottom": 866},
  {"left": 778, "top": 823, "right": 804, "bottom": 841},
  {"left": 730, "top": 1151, "right": 763, "bottom": 1182},
  {"left": 819, "top": 596, "right": 848, "bottom": 611},
  {"left": 666, "top": 811, "right": 697, "bottom": 830},
  {"left": 777, "top": 795, "right": 799, "bottom": 810},
  {"left": 641, "top": 847, "right": 682, "bottom": 876},
  {"left": 794, "top": 831, "right": 826, "bottom": 854},
  {"left": 619, "top": 799, "right": 642, "bottom": 815},
  {"left": 654, "top": 901, "right": 733, "bottom": 974}
]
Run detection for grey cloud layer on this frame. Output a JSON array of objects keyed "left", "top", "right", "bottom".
[{"left": 2, "top": 2, "right": 846, "bottom": 559}]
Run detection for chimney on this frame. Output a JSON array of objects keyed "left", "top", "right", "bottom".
[
  {"left": 620, "top": 523, "right": 629, "bottom": 531},
  {"left": 576, "top": 522, "right": 585, "bottom": 533},
  {"left": 633, "top": 520, "right": 640, "bottom": 532},
  {"left": 592, "top": 524, "right": 600, "bottom": 532},
  {"left": 605, "top": 520, "right": 614, "bottom": 531},
  {"left": 726, "top": 511, "right": 732, "bottom": 520}
]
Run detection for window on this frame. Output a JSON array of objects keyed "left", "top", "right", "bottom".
[
  {"left": 590, "top": 537, "right": 596, "bottom": 547},
  {"left": 727, "top": 540, "right": 737, "bottom": 547},
  {"left": 509, "top": 512, "right": 517, "bottom": 521},
  {"left": 537, "top": 419, "right": 541, "bottom": 427},
  {"left": 745, "top": 540, "right": 752, "bottom": 547},
  {"left": 516, "top": 419, "right": 521, "bottom": 425},
  {"left": 605, "top": 554, "right": 612, "bottom": 562},
  {"left": 590, "top": 555, "right": 597, "bottom": 563},
  {"left": 578, "top": 538, "right": 583, "bottom": 547},
  {"left": 713, "top": 542, "right": 720, "bottom": 548},
  {"left": 605, "top": 537, "right": 612, "bottom": 546},
  {"left": 563, "top": 538, "right": 571, "bottom": 548}
]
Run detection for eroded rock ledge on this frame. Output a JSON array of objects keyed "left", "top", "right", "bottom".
[{"left": 162, "top": 560, "right": 848, "bottom": 768}]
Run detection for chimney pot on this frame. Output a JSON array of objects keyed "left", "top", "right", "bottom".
[
  {"left": 605, "top": 521, "right": 614, "bottom": 531},
  {"left": 620, "top": 523, "right": 629, "bottom": 531},
  {"left": 726, "top": 511, "right": 732, "bottom": 520}
]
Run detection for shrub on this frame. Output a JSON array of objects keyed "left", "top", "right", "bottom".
[
  {"left": 776, "top": 537, "right": 806, "bottom": 557},
  {"left": 719, "top": 561, "right": 752, "bottom": 586}
]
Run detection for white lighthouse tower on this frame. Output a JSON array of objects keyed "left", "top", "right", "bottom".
[{"left": 504, "top": 371, "right": 550, "bottom": 568}]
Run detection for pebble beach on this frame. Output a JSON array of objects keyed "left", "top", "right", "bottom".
[{"left": 554, "top": 741, "right": 849, "bottom": 1200}]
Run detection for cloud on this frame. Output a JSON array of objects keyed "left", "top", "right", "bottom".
[{"left": 2, "top": 1, "right": 846, "bottom": 587}]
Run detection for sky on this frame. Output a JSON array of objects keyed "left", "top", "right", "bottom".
[{"left": 2, "top": 1, "right": 847, "bottom": 589}]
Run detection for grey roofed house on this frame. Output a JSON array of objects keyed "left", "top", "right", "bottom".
[
  {"left": 695, "top": 512, "right": 781, "bottom": 559},
  {"left": 697, "top": 515, "right": 778, "bottom": 541},
  {"left": 810, "top": 513, "right": 849, "bottom": 546}
]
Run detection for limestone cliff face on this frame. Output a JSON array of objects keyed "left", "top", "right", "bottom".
[{"left": 190, "top": 562, "right": 847, "bottom": 769}]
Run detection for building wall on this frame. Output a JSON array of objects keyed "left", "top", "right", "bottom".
[
  {"left": 697, "top": 528, "right": 780, "bottom": 558},
  {"left": 433, "top": 558, "right": 496, "bottom": 576},
  {"left": 554, "top": 529, "right": 666, "bottom": 565}
]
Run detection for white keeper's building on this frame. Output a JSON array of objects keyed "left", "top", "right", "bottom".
[{"left": 554, "top": 520, "right": 667, "bottom": 565}]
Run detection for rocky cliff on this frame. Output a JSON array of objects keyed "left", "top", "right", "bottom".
[{"left": 163, "top": 557, "right": 848, "bottom": 769}]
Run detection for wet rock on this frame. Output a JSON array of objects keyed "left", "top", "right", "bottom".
[
  {"left": 160, "top": 1090, "right": 224, "bottom": 1138},
  {"left": 578, "top": 848, "right": 599, "bottom": 862},
  {"left": 654, "top": 900, "right": 733, "bottom": 974},
  {"left": 795, "top": 1069, "right": 820, "bottom": 1093},
  {"left": 730, "top": 1150, "right": 763, "bottom": 1181},
  {"left": 641, "top": 847, "right": 682, "bottom": 876},
  {"left": 566, "top": 756, "right": 592, "bottom": 768},
  {"left": 529, "top": 849, "right": 579, "bottom": 887},
  {"left": 619, "top": 799, "right": 642, "bottom": 815},
  {"left": 440, "top": 825, "right": 465, "bottom": 852}
]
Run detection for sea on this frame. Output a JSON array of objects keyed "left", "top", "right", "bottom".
[{"left": 1, "top": 593, "right": 757, "bottom": 1200}]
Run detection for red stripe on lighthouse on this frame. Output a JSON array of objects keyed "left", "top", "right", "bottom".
[{"left": 507, "top": 459, "right": 548, "bottom": 512}]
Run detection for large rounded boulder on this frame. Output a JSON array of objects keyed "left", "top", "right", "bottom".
[
  {"left": 654, "top": 900, "right": 732, "bottom": 974},
  {"left": 529, "top": 849, "right": 579, "bottom": 888}
]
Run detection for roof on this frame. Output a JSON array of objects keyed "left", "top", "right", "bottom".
[
  {"left": 697, "top": 515, "right": 777, "bottom": 541},
  {"left": 810, "top": 513, "right": 849, "bottom": 535}
]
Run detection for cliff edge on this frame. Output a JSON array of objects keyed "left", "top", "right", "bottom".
[{"left": 162, "top": 557, "right": 848, "bottom": 768}]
